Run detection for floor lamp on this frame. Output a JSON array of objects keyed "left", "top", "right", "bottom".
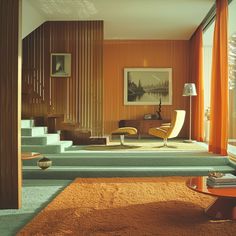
[{"left": 183, "top": 83, "right": 197, "bottom": 143}]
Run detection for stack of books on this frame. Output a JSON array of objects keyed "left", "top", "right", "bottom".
[{"left": 207, "top": 173, "right": 236, "bottom": 188}]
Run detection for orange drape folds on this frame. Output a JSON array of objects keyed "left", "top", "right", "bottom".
[
  {"left": 190, "top": 26, "right": 204, "bottom": 141},
  {"left": 209, "top": 0, "right": 228, "bottom": 155}
]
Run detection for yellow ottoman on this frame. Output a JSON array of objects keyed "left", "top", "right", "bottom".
[{"left": 111, "top": 127, "right": 137, "bottom": 145}]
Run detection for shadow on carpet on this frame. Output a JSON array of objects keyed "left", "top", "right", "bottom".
[{"left": 17, "top": 177, "right": 236, "bottom": 236}]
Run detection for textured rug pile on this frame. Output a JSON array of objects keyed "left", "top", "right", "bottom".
[{"left": 18, "top": 177, "right": 236, "bottom": 235}]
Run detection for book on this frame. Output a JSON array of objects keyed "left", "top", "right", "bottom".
[
  {"left": 207, "top": 179, "right": 236, "bottom": 188},
  {"left": 207, "top": 184, "right": 236, "bottom": 188},
  {"left": 207, "top": 179, "right": 236, "bottom": 185},
  {"left": 208, "top": 173, "right": 236, "bottom": 183},
  {"left": 207, "top": 182, "right": 236, "bottom": 188}
]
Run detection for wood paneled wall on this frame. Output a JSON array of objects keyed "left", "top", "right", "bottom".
[
  {"left": 103, "top": 40, "right": 190, "bottom": 137},
  {"left": 22, "top": 21, "right": 104, "bottom": 135},
  {"left": 0, "top": 0, "right": 22, "bottom": 209}
]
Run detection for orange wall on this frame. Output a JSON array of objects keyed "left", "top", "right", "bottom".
[{"left": 103, "top": 40, "right": 190, "bottom": 137}]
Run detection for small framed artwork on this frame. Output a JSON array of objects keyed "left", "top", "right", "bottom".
[
  {"left": 50, "top": 53, "right": 71, "bottom": 77},
  {"left": 124, "top": 68, "right": 172, "bottom": 105}
]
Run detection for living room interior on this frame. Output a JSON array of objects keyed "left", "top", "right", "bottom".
[{"left": 1, "top": 0, "right": 236, "bottom": 235}]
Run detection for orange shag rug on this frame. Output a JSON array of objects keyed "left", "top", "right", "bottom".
[{"left": 18, "top": 177, "right": 236, "bottom": 236}]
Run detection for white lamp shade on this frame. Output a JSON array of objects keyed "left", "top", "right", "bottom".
[{"left": 183, "top": 83, "right": 197, "bottom": 96}]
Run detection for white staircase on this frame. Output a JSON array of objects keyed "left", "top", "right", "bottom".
[{"left": 21, "top": 119, "right": 73, "bottom": 154}]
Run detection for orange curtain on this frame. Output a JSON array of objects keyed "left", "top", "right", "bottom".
[
  {"left": 190, "top": 26, "right": 204, "bottom": 141},
  {"left": 209, "top": 0, "right": 228, "bottom": 155}
]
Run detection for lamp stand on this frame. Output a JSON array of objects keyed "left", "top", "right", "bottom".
[{"left": 184, "top": 95, "right": 196, "bottom": 143}]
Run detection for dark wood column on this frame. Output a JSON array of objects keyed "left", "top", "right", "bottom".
[{"left": 0, "top": 0, "right": 22, "bottom": 209}]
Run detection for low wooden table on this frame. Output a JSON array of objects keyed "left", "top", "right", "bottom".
[
  {"left": 21, "top": 152, "right": 41, "bottom": 160},
  {"left": 186, "top": 176, "right": 236, "bottom": 220}
]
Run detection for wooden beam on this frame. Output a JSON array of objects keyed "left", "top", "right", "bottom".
[{"left": 0, "top": 0, "right": 22, "bottom": 209}]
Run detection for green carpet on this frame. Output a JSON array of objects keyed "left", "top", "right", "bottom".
[
  {"left": 68, "top": 139, "right": 208, "bottom": 152},
  {"left": 84, "top": 144, "right": 141, "bottom": 150},
  {"left": 22, "top": 141, "right": 236, "bottom": 179}
]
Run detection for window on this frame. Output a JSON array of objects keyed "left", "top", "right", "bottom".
[{"left": 203, "top": 20, "right": 214, "bottom": 142}]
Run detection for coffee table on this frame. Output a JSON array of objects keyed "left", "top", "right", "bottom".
[{"left": 186, "top": 176, "right": 236, "bottom": 220}]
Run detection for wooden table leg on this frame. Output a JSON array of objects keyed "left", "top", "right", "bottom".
[{"left": 205, "top": 197, "right": 236, "bottom": 220}]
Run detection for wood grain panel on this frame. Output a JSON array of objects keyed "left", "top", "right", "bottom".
[
  {"left": 22, "top": 21, "right": 103, "bottom": 136},
  {"left": 0, "top": 0, "right": 22, "bottom": 209},
  {"left": 22, "top": 23, "right": 48, "bottom": 117},
  {"left": 103, "top": 40, "right": 190, "bottom": 137}
]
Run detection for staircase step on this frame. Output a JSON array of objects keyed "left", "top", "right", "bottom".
[
  {"left": 22, "top": 134, "right": 60, "bottom": 145},
  {"left": 21, "top": 119, "right": 34, "bottom": 128},
  {"left": 21, "top": 127, "right": 47, "bottom": 136},
  {"left": 22, "top": 141, "right": 73, "bottom": 154},
  {"left": 22, "top": 155, "right": 233, "bottom": 167},
  {"left": 23, "top": 165, "right": 235, "bottom": 179}
]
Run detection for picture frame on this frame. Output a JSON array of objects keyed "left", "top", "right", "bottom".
[
  {"left": 124, "top": 68, "right": 172, "bottom": 105},
  {"left": 50, "top": 53, "right": 71, "bottom": 77}
]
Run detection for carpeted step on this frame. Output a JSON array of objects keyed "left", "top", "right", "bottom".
[
  {"left": 22, "top": 134, "right": 60, "bottom": 145},
  {"left": 22, "top": 141, "right": 73, "bottom": 154},
  {"left": 21, "top": 119, "right": 34, "bottom": 128},
  {"left": 48, "top": 149, "right": 210, "bottom": 158},
  {"left": 22, "top": 127, "right": 47, "bottom": 136},
  {"left": 22, "top": 165, "right": 235, "bottom": 179},
  {"left": 22, "top": 155, "right": 233, "bottom": 167}
]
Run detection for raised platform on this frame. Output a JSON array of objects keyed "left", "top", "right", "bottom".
[
  {"left": 22, "top": 150, "right": 236, "bottom": 179},
  {"left": 21, "top": 120, "right": 236, "bottom": 179}
]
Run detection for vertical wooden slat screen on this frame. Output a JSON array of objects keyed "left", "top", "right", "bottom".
[
  {"left": 0, "top": 0, "right": 22, "bottom": 209},
  {"left": 22, "top": 24, "right": 48, "bottom": 117},
  {"left": 22, "top": 21, "right": 104, "bottom": 136}
]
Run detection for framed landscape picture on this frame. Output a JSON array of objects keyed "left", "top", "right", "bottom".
[
  {"left": 50, "top": 53, "right": 71, "bottom": 77},
  {"left": 124, "top": 68, "right": 172, "bottom": 105}
]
